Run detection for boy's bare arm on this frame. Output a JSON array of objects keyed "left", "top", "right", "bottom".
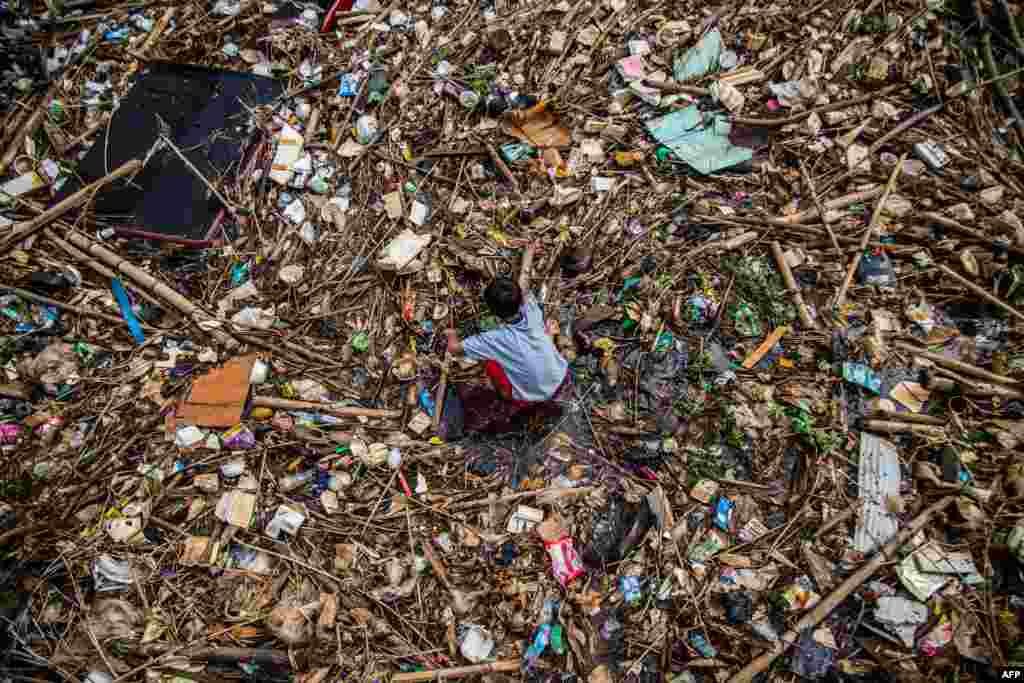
[
  {"left": 445, "top": 328, "right": 464, "bottom": 356},
  {"left": 518, "top": 242, "right": 537, "bottom": 293}
]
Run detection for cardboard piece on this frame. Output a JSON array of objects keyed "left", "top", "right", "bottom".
[
  {"left": 176, "top": 354, "right": 258, "bottom": 427},
  {"left": 215, "top": 490, "right": 257, "bottom": 528},
  {"left": 502, "top": 102, "right": 571, "bottom": 148}
]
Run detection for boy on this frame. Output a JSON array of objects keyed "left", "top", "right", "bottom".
[{"left": 445, "top": 244, "right": 571, "bottom": 432}]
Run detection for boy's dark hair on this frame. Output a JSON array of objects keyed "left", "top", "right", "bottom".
[{"left": 484, "top": 277, "right": 523, "bottom": 320}]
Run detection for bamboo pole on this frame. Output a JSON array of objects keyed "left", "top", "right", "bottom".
[
  {"left": 869, "top": 409, "right": 945, "bottom": 426},
  {"left": 862, "top": 419, "right": 945, "bottom": 437},
  {"left": 936, "top": 263, "right": 1024, "bottom": 325},
  {"left": 667, "top": 229, "right": 758, "bottom": 255},
  {"left": 0, "top": 104, "right": 31, "bottom": 163},
  {"left": 770, "top": 241, "right": 817, "bottom": 329},
  {"left": 782, "top": 186, "right": 884, "bottom": 224},
  {"left": 920, "top": 212, "right": 1024, "bottom": 258},
  {"left": 833, "top": 155, "right": 905, "bottom": 309},
  {"left": 41, "top": 227, "right": 165, "bottom": 312},
  {"left": 923, "top": 371, "right": 1024, "bottom": 399},
  {"left": 449, "top": 485, "right": 595, "bottom": 511},
  {"left": 251, "top": 395, "right": 402, "bottom": 419},
  {"left": 391, "top": 659, "right": 520, "bottom": 682},
  {"left": 64, "top": 116, "right": 110, "bottom": 151},
  {"left": 798, "top": 161, "right": 843, "bottom": 258},
  {"left": 728, "top": 496, "right": 956, "bottom": 683},
  {"left": 895, "top": 341, "right": 1020, "bottom": 386},
  {"left": 0, "top": 159, "right": 143, "bottom": 252},
  {"left": 61, "top": 230, "right": 238, "bottom": 348}
]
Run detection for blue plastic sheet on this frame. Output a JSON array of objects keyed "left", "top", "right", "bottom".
[
  {"left": 673, "top": 28, "right": 722, "bottom": 81},
  {"left": 646, "top": 106, "right": 753, "bottom": 175},
  {"left": 842, "top": 361, "right": 882, "bottom": 394}
]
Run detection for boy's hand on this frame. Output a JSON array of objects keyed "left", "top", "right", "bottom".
[{"left": 445, "top": 328, "right": 462, "bottom": 355}]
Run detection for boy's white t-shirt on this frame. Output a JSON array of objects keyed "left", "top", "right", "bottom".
[{"left": 461, "top": 293, "right": 568, "bottom": 402}]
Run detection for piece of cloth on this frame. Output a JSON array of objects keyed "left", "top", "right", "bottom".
[
  {"left": 459, "top": 370, "right": 573, "bottom": 434},
  {"left": 462, "top": 293, "right": 568, "bottom": 402}
]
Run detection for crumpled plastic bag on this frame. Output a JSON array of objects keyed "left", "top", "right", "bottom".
[
  {"left": 376, "top": 229, "right": 432, "bottom": 273},
  {"left": 17, "top": 342, "right": 79, "bottom": 385},
  {"left": 267, "top": 602, "right": 320, "bottom": 645},
  {"left": 646, "top": 106, "right": 754, "bottom": 175},
  {"left": 673, "top": 28, "right": 721, "bottom": 81},
  {"left": 86, "top": 599, "right": 142, "bottom": 639}
]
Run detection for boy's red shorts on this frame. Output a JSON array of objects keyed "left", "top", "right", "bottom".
[{"left": 484, "top": 360, "right": 532, "bottom": 409}]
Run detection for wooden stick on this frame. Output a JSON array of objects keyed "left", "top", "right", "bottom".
[
  {"left": 478, "top": 137, "right": 520, "bottom": 194},
  {"left": 895, "top": 341, "right": 1020, "bottom": 386},
  {"left": 159, "top": 134, "right": 238, "bottom": 215},
  {"left": 449, "top": 485, "right": 595, "bottom": 511},
  {"left": 862, "top": 419, "right": 945, "bottom": 437},
  {"left": 0, "top": 104, "right": 31, "bottom": 163},
  {"left": 251, "top": 395, "right": 402, "bottom": 419},
  {"left": 63, "top": 116, "right": 110, "bottom": 151},
  {"left": 0, "top": 159, "right": 143, "bottom": 252},
  {"left": 936, "top": 263, "right": 1024, "bottom": 325},
  {"left": 728, "top": 496, "right": 956, "bottom": 683},
  {"left": 433, "top": 353, "right": 450, "bottom": 432},
  {"left": 0, "top": 85, "right": 56, "bottom": 174},
  {"left": 433, "top": 290, "right": 455, "bottom": 433},
  {"left": 923, "top": 372, "right": 1024, "bottom": 399},
  {"left": 42, "top": 120, "right": 71, "bottom": 156},
  {"left": 666, "top": 229, "right": 758, "bottom": 254},
  {"left": 641, "top": 78, "right": 709, "bottom": 97},
  {"left": 919, "top": 212, "right": 1024, "bottom": 258},
  {"left": 798, "top": 161, "right": 842, "bottom": 258},
  {"left": 391, "top": 659, "right": 520, "bottom": 682},
  {"left": 61, "top": 230, "right": 237, "bottom": 348},
  {"left": 781, "top": 186, "right": 884, "bottom": 224},
  {"left": 730, "top": 83, "right": 903, "bottom": 128},
  {"left": 870, "top": 409, "right": 945, "bottom": 426},
  {"left": 770, "top": 241, "right": 816, "bottom": 329},
  {"left": 833, "top": 155, "right": 905, "bottom": 309}
]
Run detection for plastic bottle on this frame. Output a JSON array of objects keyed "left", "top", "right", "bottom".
[
  {"left": 278, "top": 469, "right": 315, "bottom": 492},
  {"left": 354, "top": 114, "right": 378, "bottom": 144},
  {"left": 387, "top": 448, "right": 402, "bottom": 469},
  {"left": 418, "top": 388, "right": 436, "bottom": 417}
]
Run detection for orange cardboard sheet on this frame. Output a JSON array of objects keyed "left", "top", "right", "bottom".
[
  {"left": 502, "top": 102, "right": 571, "bottom": 148},
  {"left": 176, "top": 354, "right": 257, "bottom": 427}
]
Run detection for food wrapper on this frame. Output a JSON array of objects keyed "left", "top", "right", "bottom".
[
  {"left": 544, "top": 537, "right": 584, "bottom": 587},
  {"left": 919, "top": 613, "right": 954, "bottom": 656},
  {"left": 222, "top": 424, "right": 255, "bottom": 449}
]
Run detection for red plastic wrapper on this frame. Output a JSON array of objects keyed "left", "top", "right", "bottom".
[
  {"left": 0, "top": 423, "right": 23, "bottom": 445},
  {"left": 544, "top": 536, "right": 584, "bottom": 587}
]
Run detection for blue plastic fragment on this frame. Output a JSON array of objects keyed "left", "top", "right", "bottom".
[{"left": 111, "top": 278, "right": 145, "bottom": 344}]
